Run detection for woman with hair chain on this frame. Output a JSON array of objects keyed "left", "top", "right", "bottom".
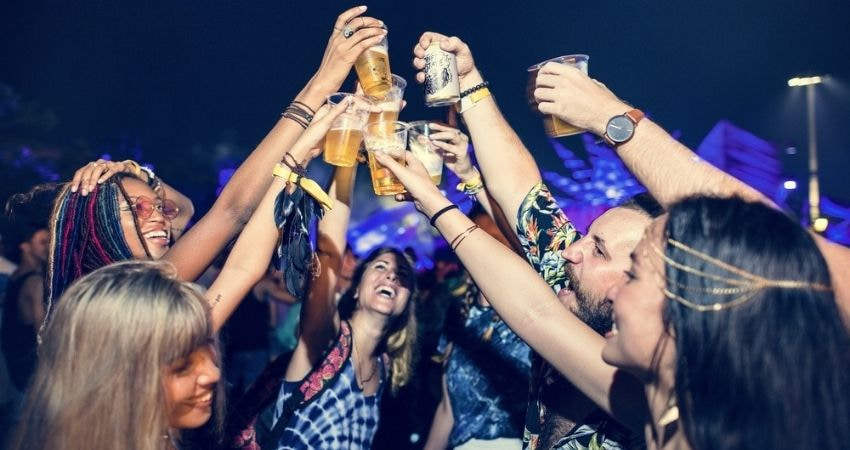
[
  {"left": 31, "top": 6, "right": 388, "bottom": 331},
  {"left": 376, "top": 149, "right": 850, "bottom": 449},
  {"left": 10, "top": 260, "right": 223, "bottom": 450}
]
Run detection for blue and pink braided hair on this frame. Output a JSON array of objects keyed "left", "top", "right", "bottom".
[{"left": 45, "top": 174, "right": 152, "bottom": 323}]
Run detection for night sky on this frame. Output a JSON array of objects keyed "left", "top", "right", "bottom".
[{"left": 2, "top": 0, "right": 849, "bottom": 202}]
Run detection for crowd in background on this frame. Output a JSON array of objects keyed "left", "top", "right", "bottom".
[{"left": 1, "top": 5, "right": 849, "bottom": 450}]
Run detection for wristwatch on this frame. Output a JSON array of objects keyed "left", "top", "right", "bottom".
[{"left": 602, "top": 109, "right": 645, "bottom": 147}]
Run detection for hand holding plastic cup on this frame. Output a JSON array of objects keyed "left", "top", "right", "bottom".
[
  {"left": 323, "top": 93, "right": 374, "bottom": 167},
  {"left": 527, "top": 54, "right": 589, "bottom": 137},
  {"left": 363, "top": 121, "right": 409, "bottom": 195},
  {"left": 408, "top": 121, "right": 445, "bottom": 185}
]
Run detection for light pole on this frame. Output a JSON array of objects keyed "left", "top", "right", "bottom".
[{"left": 788, "top": 75, "right": 827, "bottom": 232}]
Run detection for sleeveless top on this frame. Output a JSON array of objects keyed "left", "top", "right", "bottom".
[
  {"left": 271, "top": 330, "right": 387, "bottom": 449},
  {"left": 438, "top": 275, "right": 531, "bottom": 447},
  {"left": 1, "top": 271, "right": 40, "bottom": 391}
]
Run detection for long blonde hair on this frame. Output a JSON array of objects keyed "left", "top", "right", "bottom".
[{"left": 11, "top": 260, "right": 222, "bottom": 450}]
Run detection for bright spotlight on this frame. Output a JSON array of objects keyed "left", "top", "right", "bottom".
[
  {"left": 813, "top": 217, "right": 829, "bottom": 233},
  {"left": 788, "top": 76, "right": 824, "bottom": 87},
  {"left": 783, "top": 180, "right": 797, "bottom": 190}
]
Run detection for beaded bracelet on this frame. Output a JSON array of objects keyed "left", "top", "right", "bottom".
[{"left": 460, "top": 81, "right": 489, "bottom": 99}]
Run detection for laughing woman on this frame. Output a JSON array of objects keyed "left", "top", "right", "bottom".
[
  {"left": 12, "top": 6, "right": 388, "bottom": 333},
  {"left": 268, "top": 140, "right": 417, "bottom": 448}
]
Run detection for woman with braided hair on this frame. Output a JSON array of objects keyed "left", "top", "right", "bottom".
[
  {"left": 7, "top": 14, "right": 393, "bottom": 446},
  {"left": 26, "top": 5, "right": 389, "bottom": 331}
]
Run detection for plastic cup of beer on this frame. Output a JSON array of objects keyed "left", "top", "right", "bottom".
[
  {"left": 368, "top": 74, "right": 406, "bottom": 124},
  {"left": 424, "top": 42, "right": 460, "bottom": 107},
  {"left": 355, "top": 36, "right": 393, "bottom": 98},
  {"left": 408, "top": 121, "right": 444, "bottom": 185},
  {"left": 323, "top": 93, "right": 373, "bottom": 167},
  {"left": 364, "top": 121, "right": 409, "bottom": 196},
  {"left": 527, "top": 54, "right": 589, "bottom": 137}
]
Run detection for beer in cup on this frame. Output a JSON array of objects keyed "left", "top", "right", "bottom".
[
  {"left": 527, "top": 54, "right": 588, "bottom": 137},
  {"left": 323, "top": 93, "right": 373, "bottom": 167},
  {"left": 364, "top": 121, "right": 409, "bottom": 196},
  {"left": 355, "top": 36, "right": 392, "bottom": 98}
]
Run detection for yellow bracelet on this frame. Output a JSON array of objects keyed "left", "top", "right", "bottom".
[
  {"left": 456, "top": 173, "right": 484, "bottom": 196},
  {"left": 455, "top": 87, "right": 492, "bottom": 114},
  {"left": 272, "top": 164, "right": 333, "bottom": 212}
]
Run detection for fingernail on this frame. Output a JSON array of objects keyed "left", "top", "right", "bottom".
[
  {"left": 71, "top": 186, "right": 77, "bottom": 192},
  {"left": 378, "top": 20, "right": 384, "bottom": 26},
  {"left": 81, "top": 189, "right": 87, "bottom": 196},
  {"left": 359, "top": 5, "right": 367, "bottom": 10}
]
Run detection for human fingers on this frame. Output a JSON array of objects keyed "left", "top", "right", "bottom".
[
  {"left": 428, "top": 130, "right": 464, "bottom": 143},
  {"left": 333, "top": 5, "right": 368, "bottom": 31},
  {"left": 341, "top": 26, "right": 387, "bottom": 53},
  {"left": 533, "top": 86, "right": 557, "bottom": 103},
  {"left": 415, "top": 31, "right": 449, "bottom": 57},
  {"left": 537, "top": 61, "right": 571, "bottom": 76},
  {"left": 96, "top": 161, "right": 124, "bottom": 184},
  {"left": 534, "top": 72, "right": 564, "bottom": 89}
]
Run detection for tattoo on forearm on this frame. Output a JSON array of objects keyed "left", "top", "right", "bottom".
[{"left": 212, "top": 294, "right": 222, "bottom": 308}]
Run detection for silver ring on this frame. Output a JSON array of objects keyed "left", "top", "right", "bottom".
[{"left": 342, "top": 24, "right": 355, "bottom": 39}]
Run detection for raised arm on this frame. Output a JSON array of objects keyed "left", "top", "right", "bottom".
[
  {"left": 534, "top": 62, "right": 765, "bottom": 207},
  {"left": 412, "top": 33, "right": 541, "bottom": 231},
  {"left": 430, "top": 123, "right": 523, "bottom": 253},
  {"left": 533, "top": 62, "right": 850, "bottom": 314},
  {"left": 375, "top": 150, "right": 648, "bottom": 432},
  {"left": 296, "top": 164, "right": 356, "bottom": 357},
  {"left": 163, "top": 7, "right": 387, "bottom": 282},
  {"left": 205, "top": 101, "right": 351, "bottom": 331}
]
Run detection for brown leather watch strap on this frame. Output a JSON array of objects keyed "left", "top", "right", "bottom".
[{"left": 625, "top": 108, "right": 645, "bottom": 124}]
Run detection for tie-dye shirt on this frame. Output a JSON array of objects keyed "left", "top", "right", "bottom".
[{"left": 272, "top": 338, "right": 386, "bottom": 449}]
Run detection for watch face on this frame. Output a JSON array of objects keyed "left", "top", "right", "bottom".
[{"left": 607, "top": 115, "right": 635, "bottom": 143}]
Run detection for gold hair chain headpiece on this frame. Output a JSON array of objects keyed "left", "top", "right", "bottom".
[{"left": 648, "top": 238, "right": 831, "bottom": 312}]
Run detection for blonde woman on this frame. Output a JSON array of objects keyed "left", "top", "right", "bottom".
[{"left": 10, "top": 260, "right": 222, "bottom": 450}]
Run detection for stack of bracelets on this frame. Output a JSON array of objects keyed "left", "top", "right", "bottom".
[{"left": 282, "top": 101, "right": 315, "bottom": 129}]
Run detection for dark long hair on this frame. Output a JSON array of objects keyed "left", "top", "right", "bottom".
[
  {"left": 661, "top": 196, "right": 850, "bottom": 450},
  {"left": 337, "top": 247, "right": 418, "bottom": 393},
  {"left": 45, "top": 175, "right": 148, "bottom": 318}
]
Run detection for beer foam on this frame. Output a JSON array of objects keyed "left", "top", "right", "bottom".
[
  {"left": 379, "top": 100, "right": 400, "bottom": 111},
  {"left": 368, "top": 45, "right": 389, "bottom": 55}
]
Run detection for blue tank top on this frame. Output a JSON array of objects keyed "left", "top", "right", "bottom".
[{"left": 439, "top": 277, "right": 531, "bottom": 447}]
